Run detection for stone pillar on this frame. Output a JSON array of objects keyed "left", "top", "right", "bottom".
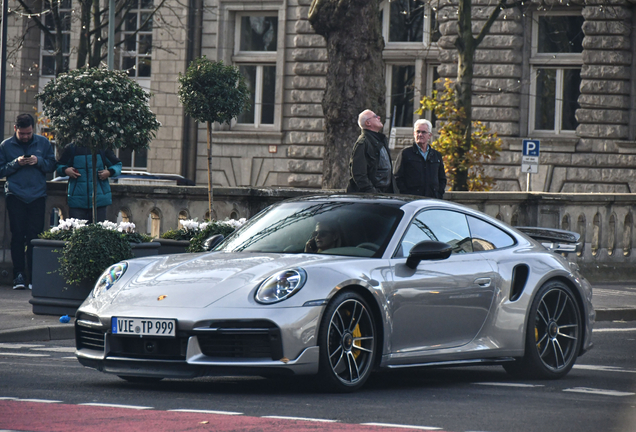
[
  {"left": 435, "top": 0, "right": 524, "bottom": 137},
  {"left": 284, "top": 0, "right": 326, "bottom": 188},
  {"left": 577, "top": 3, "right": 632, "bottom": 152}
]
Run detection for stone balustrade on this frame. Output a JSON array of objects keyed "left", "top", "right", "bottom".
[{"left": 1, "top": 181, "right": 635, "bottom": 283}]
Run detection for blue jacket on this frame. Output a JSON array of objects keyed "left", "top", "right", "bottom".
[
  {"left": 55, "top": 145, "right": 122, "bottom": 209},
  {"left": 0, "top": 134, "right": 56, "bottom": 203}
]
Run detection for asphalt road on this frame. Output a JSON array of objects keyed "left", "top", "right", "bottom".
[{"left": 0, "top": 320, "right": 634, "bottom": 432}]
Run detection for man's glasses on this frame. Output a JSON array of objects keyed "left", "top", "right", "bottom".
[{"left": 415, "top": 130, "right": 430, "bottom": 135}]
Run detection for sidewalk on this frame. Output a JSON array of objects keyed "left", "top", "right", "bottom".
[{"left": 0, "top": 282, "right": 635, "bottom": 343}]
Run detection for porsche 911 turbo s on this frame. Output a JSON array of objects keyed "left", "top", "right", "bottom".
[{"left": 75, "top": 195, "right": 594, "bottom": 392}]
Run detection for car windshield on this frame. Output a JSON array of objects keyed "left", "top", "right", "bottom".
[{"left": 219, "top": 200, "right": 404, "bottom": 257}]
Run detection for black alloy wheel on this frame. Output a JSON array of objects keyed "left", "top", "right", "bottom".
[
  {"left": 317, "top": 291, "right": 377, "bottom": 392},
  {"left": 504, "top": 280, "right": 582, "bottom": 379}
]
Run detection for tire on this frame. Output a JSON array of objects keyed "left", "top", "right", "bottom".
[
  {"left": 504, "top": 280, "right": 582, "bottom": 379},
  {"left": 118, "top": 375, "right": 163, "bottom": 384},
  {"left": 316, "top": 291, "right": 377, "bottom": 392}
]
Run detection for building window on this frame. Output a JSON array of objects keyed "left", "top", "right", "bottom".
[
  {"left": 116, "top": 147, "right": 147, "bottom": 171},
  {"left": 529, "top": 12, "right": 583, "bottom": 134},
  {"left": 388, "top": 65, "right": 416, "bottom": 128},
  {"left": 234, "top": 15, "right": 278, "bottom": 127},
  {"left": 121, "top": 0, "right": 153, "bottom": 78},
  {"left": 381, "top": 0, "right": 439, "bottom": 46},
  {"left": 40, "top": 0, "right": 72, "bottom": 76}
]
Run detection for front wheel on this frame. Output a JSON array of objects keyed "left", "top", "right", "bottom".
[
  {"left": 316, "top": 291, "right": 377, "bottom": 392},
  {"left": 504, "top": 280, "right": 582, "bottom": 379}
]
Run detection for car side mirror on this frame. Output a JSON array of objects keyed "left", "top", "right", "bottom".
[
  {"left": 406, "top": 240, "right": 453, "bottom": 269},
  {"left": 202, "top": 234, "right": 224, "bottom": 251}
]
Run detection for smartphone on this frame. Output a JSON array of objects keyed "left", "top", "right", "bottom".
[{"left": 24, "top": 154, "right": 31, "bottom": 157}]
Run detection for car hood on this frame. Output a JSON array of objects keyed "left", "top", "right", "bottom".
[{"left": 109, "top": 251, "right": 349, "bottom": 309}]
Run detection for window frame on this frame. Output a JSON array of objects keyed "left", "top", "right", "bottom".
[
  {"left": 40, "top": 0, "right": 72, "bottom": 78},
  {"left": 119, "top": 0, "right": 154, "bottom": 84},
  {"left": 231, "top": 11, "right": 281, "bottom": 131},
  {"left": 528, "top": 10, "right": 583, "bottom": 136},
  {"left": 380, "top": 0, "right": 438, "bottom": 49}
]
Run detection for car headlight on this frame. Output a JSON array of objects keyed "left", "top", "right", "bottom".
[
  {"left": 92, "top": 262, "right": 128, "bottom": 298},
  {"left": 255, "top": 268, "right": 307, "bottom": 304}
]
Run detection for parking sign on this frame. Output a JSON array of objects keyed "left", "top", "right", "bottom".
[{"left": 523, "top": 139, "right": 540, "bottom": 157}]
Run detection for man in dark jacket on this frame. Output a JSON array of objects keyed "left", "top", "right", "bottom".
[
  {"left": 56, "top": 144, "right": 122, "bottom": 223},
  {"left": 346, "top": 109, "right": 398, "bottom": 194},
  {"left": 394, "top": 119, "right": 447, "bottom": 199},
  {"left": 0, "top": 113, "right": 56, "bottom": 289}
]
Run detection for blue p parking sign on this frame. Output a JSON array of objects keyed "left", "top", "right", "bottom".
[{"left": 523, "top": 139, "right": 540, "bottom": 157}]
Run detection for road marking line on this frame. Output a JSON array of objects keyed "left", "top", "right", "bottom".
[
  {"left": 262, "top": 416, "right": 337, "bottom": 423},
  {"left": 361, "top": 423, "right": 442, "bottom": 430},
  {"left": 14, "top": 399, "right": 62, "bottom": 403},
  {"left": 32, "top": 347, "right": 76, "bottom": 353},
  {"left": 574, "top": 365, "right": 636, "bottom": 373},
  {"left": 563, "top": 387, "right": 635, "bottom": 397},
  {"left": 170, "top": 409, "right": 243, "bottom": 415},
  {"left": 79, "top": 403, "right": 153, "bottom": 410},
  {"left": 593, "top": 328, "right": 636, "bottom": 332},
  {"left": 0, "top": 343, "right": 45, "bottom": 349},
  {"left": 474, "top": 382, "right": 544, "bottom": 388},
  {"left": 0, "top": 352, "right": 49, "bottom": 357}
]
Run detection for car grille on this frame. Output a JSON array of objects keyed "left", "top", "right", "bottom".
[
  {"left": 195, "top": 320, "right": 283, "bottom": 360},
  {"left": 107, "top": 335, "right": 188, "bottom": 360},
  {"left": 75, "top": 314, "right": 106, "bottom": 351}
]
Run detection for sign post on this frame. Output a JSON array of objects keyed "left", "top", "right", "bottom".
[{"left": 522, "top": 139, "right": 540, "bottom": 192}]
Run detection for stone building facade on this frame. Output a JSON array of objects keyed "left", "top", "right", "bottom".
[{"left": 3, "top": 0, "right": 636, "bottom": 193}]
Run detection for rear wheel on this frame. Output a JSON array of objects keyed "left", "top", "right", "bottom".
[
  {"left": 316, "top": 291, "right": 377, "bottom": 392},
  {"left": 504, "top": 280, "right": 582, "bottom": 379}
]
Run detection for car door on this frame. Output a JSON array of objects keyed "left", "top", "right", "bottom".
[{"left": 387, "top": 209, "right": 498, "bottom": 354}]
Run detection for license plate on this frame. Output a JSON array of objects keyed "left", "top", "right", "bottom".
[{"left": 111, "top": 317, "right": 176, "bottom": 337}]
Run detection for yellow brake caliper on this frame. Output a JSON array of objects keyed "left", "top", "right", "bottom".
[{"left": 352, "top": 324, "right": 361, "bottom": 359}]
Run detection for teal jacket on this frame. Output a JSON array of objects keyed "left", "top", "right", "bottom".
[{"left": 56, "top": 145, "right": 122, "bottom": 209}]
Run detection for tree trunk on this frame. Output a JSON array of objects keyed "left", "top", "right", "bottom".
[
  {"left": 76, "top": 0, "right": 93, "bottom": 68},
  {"left": 206, "top": 121, "right": 213, "bottom": 219},
  {"left": 309, "top": 0, "right": 385, "bottom": 189},
  {"left": 91, "top": 151, "right": 98, "bottom": 223},
  {"left": 454, "top": 0, "right": 475, "bottom": 191}
]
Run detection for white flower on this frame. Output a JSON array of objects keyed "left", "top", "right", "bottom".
[
  {"left": 117, "top": 222, "right": 136, "bottom": 233},
  {"left": 98, "top": 221, "right": 118, "bottom": 231},
  {"left": 86, "top": 103, "right": 92, "bottom": 109},
  {"left": 180, "top": 219, "right": 200, "bottom": 231}
]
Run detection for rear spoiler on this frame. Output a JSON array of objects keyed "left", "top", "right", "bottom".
[{"left": 516, "top": 227, "right": 582, "bottom": 254}]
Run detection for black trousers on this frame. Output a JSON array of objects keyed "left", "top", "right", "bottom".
[{"left": 6, "top": 195, "right": 46, "bottom": 281}]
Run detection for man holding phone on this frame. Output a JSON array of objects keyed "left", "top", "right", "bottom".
[{"left": 0, "top": 113, "right": 56, "bottom": 289}]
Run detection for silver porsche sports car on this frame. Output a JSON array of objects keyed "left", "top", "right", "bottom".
[{"left": 75, "top": 195, "right": 594, "bottom": 392}]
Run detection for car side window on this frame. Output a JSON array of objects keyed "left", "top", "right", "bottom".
[
  {"left": 466, "top": 215, "right": 516, "bottom": 251},
  {"left": 398, "top": 209, "right": 472, "bottom": 257}
]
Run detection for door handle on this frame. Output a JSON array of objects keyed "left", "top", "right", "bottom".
[{"left": 474, "top": 277, "right": 491, "bottom": 287}]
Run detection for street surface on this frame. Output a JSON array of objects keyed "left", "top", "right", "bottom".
[{"left": 0, "top": 320, "right": 634, "bottom": 432}]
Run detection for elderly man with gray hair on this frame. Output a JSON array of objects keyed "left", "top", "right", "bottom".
[
  {"left": 394, "top": 118, "right": 446, "bottom": 198},
  {"left": 346, "top": 109, "right": 398, "bottom": 194}
]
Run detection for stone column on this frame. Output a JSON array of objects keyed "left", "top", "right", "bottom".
[
  {"left": 285, "top": 0, "right": 327, "bottom": 188},
  {"left": 577, "top": 3, "right": 632, "bottom": 152}
]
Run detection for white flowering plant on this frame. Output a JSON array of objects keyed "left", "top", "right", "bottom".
[
  {"left": 161, "top": 218, "right": 247, "bottom": 252},
  {"left": 39, "top": 219, "right": 152, "bottom": 243},
  {"left": 36, "top": 68, "right": 160, "bottom": 151}
]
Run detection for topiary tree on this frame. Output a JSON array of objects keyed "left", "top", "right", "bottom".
[
  {"left": 418, "top": 79, "right": 501, "bottom": 191},
  {"left": 36, "top": 67, "right": 161, "bottom": 222},
  {"left": 178, "top": 57, "right": 250, "bottom": 218},
  {"left": 59, "top": 224, "right": 133, "bottom": 286}
]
